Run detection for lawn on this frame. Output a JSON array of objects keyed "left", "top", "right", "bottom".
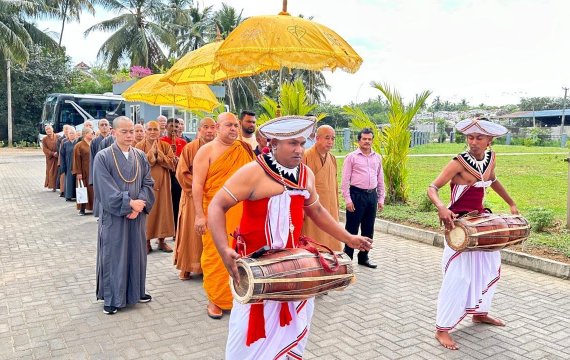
[{"left": 335, "top": 143, "right": 570, "bottom": 257}]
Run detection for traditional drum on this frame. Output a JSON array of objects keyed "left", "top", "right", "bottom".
[
  {"left": 230, "top": 246, "right": 354, "bottom": 304},
  {"left": 445, "top": 213, "right": 530, "bottom": 252}
]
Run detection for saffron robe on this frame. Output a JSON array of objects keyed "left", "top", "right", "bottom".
[
  {"left": 301, "top": 147, "right": 342, "bottom": 251},
  {"left": 174, "top": 139, "right": 205, "bottom": 274},
  {"left": 73, "top": 139, "right": 94, "bottom": 210},
  {"left": 201, "top": 140, "right": 254, "bottom": 309},
  {"left": 60, "top": 139, "right": 78, "bottom": 199},
  {"left": 42, "top": 134, "right": 60, "bottom": 189},
  {"left": 90, "top": 134, "right": 106, "bottom": 216},
  {"left": 94, "top": 143, "right": 155, "bottom": 308},
  {"left": 135, "top": 139, "right": 175, "bottom": 240}
]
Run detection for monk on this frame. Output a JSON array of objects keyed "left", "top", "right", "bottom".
[
  {"left": 135, "top": 121, "right": 175, "bottom": 253},
  {"left": 174, "top": 117, "right": 217, "bottom": 280},
  {"left": 93, "top": 116, "right": 155, "bottom": 315},
  {"left": 253, "top": 130, "right": 268, "bottom": 156},
  {"left": 60, "top": 127, "right": 78, "bottom": 201},
  {"left": 57, "top": 125, "right": 70, "bottom": 196},
  {"left": 192, "top": 112, "right": 254, "bottom": 319},
  {"left": 301, "top": 125, "right": 342, "bottom": 251},
  {"left": 134, "top": 123, "right": 145, "bottom": 143},
  {"left": 90, "top": 119, "right": 110, "bottom": 217},
  {"left": 42, "top": 125, "right": 60, "bottom": 191},
  {"left": 73, "top": 127, "right": 95, "bottom": 215}
]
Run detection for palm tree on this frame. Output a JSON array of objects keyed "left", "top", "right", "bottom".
[
  {"left": 344, "top": 83, "right": 431, "bottom": 203},
  {"left": 84, "top": 0, "right": 175, "bottom": 72},
  {"left": 211, "top": 2, "right": 243, "bottom": 40},
  {"left": 48, "top": 0, "right": 99, "bottom": 46},
  {"left": 164, "top": 1, "right": 213, "bottom": 58},
  {"left": 0, "top": 0, "right": 59, "bottom": 71}
]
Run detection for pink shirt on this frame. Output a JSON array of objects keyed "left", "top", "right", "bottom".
[{"left": 341, "top": 148, "right": 385, "bottom": 205}]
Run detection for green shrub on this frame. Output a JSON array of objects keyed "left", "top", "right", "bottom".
[
  {"left": 455, "top": 132, "right": 465, "bottom": 144},
  {"left": 416, "top": 193, "right": 436, "bottom": 212},
  {"left": 527, "top": 207, "right": 555, "bottom": 232},
  {"left": 524, "top": 139, "right": 533, "bottom": 147},
  {"left": 0, "top": 141, "right": 4, "bottom": 147}
]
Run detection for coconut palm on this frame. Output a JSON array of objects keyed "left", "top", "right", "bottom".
[
  {"left": 49, "top": 0, "right": 99, "bottom": 46},
  {"left": 165, "top": 1, "right": 213, "bottom": 58},
  {"left": 211, "top": 2, "right": 243, "bottom": 39},
  {"left": 0, "top": 0, "right": 59, "bottom": 72},
  {"left": 344, "top": 83, "right": 431, "bottom": 203},
  {"left": 84, "top": 0, "right": 175, "bottom": 72}
]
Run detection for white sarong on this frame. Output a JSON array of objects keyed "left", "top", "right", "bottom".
[{"left": 436, "top": 242, "right": 501, "bottom": 331}]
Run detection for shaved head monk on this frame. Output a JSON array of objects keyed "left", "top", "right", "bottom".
[
  {"left": 174, "top": 117, "right": 217, "bottom": 280},
  {"left": 42, "top": 125, "right": 60, "bottom": 192},
  {"left": 301, "top": 125, "right": 342, "bottom": 251},
  {"left": 192, "top": 112, "right": 254, "bottom": 319},
  {"left": 135, "top": 121, "right": 176, "bottom": 253},
  {"left": 134, "top": 124, "right": 145, "bottom": 143}
]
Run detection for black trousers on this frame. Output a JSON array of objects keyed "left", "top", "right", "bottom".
[
  {"left": 344, "top": 186, "right": 377, "bottom": 261},
  {"left": 171, "top": 173, "right": 182, "bottom": 232}
]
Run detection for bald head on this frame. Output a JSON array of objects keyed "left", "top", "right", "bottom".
[
  {"left": 113, "top": 116, "right": 132, "bottom": 130},
  {"left": 98, "top": 119, "right": 110, "bottom": 136},
  {"left": 199, "top": 117, "right": 216, "bottom": 142},
  {"left": 113, "top": 116, "right": 134, "bottom": 148},
  {"left": 81, "top": 127, "right": 92, "bottom": 136},
  {"left": 315, "top": 125, "right": 335, "bottom": 154},
  {"left": 157, "top": 115, "right": 167, "bottom": 130},
  {"left": 84, "top": 120, "right": 94, "bottom": 129},
  {"left": 145, "top": 121, "right": 159, "bottom": 130},
  {"left": 216, "top": 112, "right": 239, "bottom": 143}
]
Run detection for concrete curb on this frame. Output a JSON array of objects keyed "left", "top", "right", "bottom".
[{"left": 339, "top": 211, "right": 570, "bottom": 279}]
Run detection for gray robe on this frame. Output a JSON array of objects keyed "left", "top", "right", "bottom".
[
  {"left": 99, "top": 135, "right": 115, "bottom": 152},
  {"left": 60, "top": 139, "right": 77, "bottom": 199},
  {"left": 89, "top": 134, "right": 106, "bottom": 217},
  {"left": 93, "top": 143, "right": 155, "bottom": 308},
  {"left": 55, "top": 136, "right": 65, "bottom": 188}
]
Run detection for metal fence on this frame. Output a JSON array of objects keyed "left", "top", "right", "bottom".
[{"left": 333, "top": 128, "right": 430, "bottom": 152}]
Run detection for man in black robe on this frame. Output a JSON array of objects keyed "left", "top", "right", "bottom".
[{"left": 93, "top": 116, "right": 155, "bottom": 315}]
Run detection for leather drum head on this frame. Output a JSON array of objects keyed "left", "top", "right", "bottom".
[{"left": 445, "top": 225, "right": 469, "bottom": 251}]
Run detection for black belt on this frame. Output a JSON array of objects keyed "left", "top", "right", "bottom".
[{"left": 350, "top": 185, "right": 376, "bottom": 194}]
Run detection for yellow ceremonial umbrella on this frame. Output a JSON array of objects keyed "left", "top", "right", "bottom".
[
  {"left": 213, "top": 1, "right": 363, "bottom": 76},
  {"left": 122, "top": 74, "right": 220, "bottom": 113},
  {"left": 160, "top": 41, "right": 271, "bottom": 85}
]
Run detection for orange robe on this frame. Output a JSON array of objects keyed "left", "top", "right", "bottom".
[
  {"left": 42, "top": 134, "right": 59, "bottom": 189},
  {"left": 301, "top": 147, "right": 342, "bottom": 251},
  {"left": 135, "top": 139, "right": 175, "bottom": 240},
  {"left": 174, "top": 139, "right": 205, "bottom": 274},
  {"left": 72, "top": 139, "right": 94, "bottom": 210},
  {"left": 202, "top": 140, "right": 254, "bottom": 310}
]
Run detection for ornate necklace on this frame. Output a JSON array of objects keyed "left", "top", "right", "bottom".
[
  {"left": 273, "top": 156, "right": 296, "bottom": 246},
  {"left": 110, "top": 145, "right": 139, "bottom": 183},
  {"left": 268, "top": 152, "right": 298, "bottom": 180}
]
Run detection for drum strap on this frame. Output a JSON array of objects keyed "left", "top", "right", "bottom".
[{"left": 298, "top": 235, "right": 340, "bottom": 273}]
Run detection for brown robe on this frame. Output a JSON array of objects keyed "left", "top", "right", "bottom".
[
  {"left": 72, "top": 139, "right": 94, "bottom": 210},
  {"left": 42, "top": 134, "right": 59, "bottom": 189},
  {"left": 135, "top": 139, "right": 175, "bottom": 240},
  {"left": 301, "top": 146, "right": 343, "bottom": 251},
  {"left": 173, "top": 139, "right": 205, "bottom": 274}
]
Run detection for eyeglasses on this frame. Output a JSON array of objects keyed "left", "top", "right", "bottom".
[{"left": 100, "top": 124, "right": 109, "bottom": 127}]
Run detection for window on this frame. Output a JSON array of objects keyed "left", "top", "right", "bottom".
[
  {"left": 160, "top": 106, "right": 174, "bottom": 119},
  {"left": 130, "top": 105, "right": 140, "bottom": 123}
]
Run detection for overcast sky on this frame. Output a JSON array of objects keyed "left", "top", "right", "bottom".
[{"left": 38, "top": 0, "right": 570, "bottom": 107}]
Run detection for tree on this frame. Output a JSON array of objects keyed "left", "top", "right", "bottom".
[
  {"left": 344, "top": 82, "right": 431, "bottom": 203},
  {"left": 173, "top": 3, "right": 213, "bottom": 56},
  {"left": 0, "top": 0, "right": 60, "bottom": 72},
  {"left": 49, "top": 0, "right": 99, "bottom": 46},
  {"left": 519, "top": 97, "right": 568, "bottom": 111},
  {"left": 257, "top": 79, "right": 325, "bottom": 125},
  {"left": 211, "top": 2, "right": 243, "bottom": 39},
  {"left": 0, "top": 46, "right": 70, "bottom": 142},
  {"left": 85, "top": 0, "right": 176, "bottom": 72}
]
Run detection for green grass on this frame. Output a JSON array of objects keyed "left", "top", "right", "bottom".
[
  {"left": 335, "top": 150, "right": 570, "bottom": 257},
  {"left": 409, "top": 143, "right": 568, "bottom": 154}
]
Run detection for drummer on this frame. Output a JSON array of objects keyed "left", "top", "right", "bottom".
[
  {"left": 427, "top": 117, "right": 519, "bottom": 350},
  {"left": 207, "top": 116, "right": 373, "bottom": 360}
]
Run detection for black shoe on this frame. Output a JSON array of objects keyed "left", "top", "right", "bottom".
[
  {"left": 139, "top": 294, "right": 152, "bottom": 303},
  {"left": 65, "top": 198, "right": 73, "bottom": 202},
  {"left": 358, "top": 259, "right": 377, "bottom": 269},
  {"left": 59, "top": 193, "right": 64, "bottom": 197},
  {"left": 103, "top": 306, "right": 117, "bottom": 315},
  {"left": 78, "top": 211, "right": 85, "bottom": 216}
]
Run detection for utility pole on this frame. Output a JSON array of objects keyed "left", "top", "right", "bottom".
[
  {"left": 7, "top": 58, "right": 12, "bottom": 147},
  {"left": 561, "top": 87, "right": 568, "bottom": 136}
]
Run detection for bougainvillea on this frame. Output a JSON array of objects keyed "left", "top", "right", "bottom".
[{"left": 129, "top": 66, "right": 152, "bottom": 79}]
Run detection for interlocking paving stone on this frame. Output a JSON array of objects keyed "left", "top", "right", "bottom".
[{"left": 1, "top": 148, "right": 570, "bottom": 359}]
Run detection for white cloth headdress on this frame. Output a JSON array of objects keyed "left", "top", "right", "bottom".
[
  {"left": 455, "top": 118, "right": 508, "bottom": 137},
  {"left": 258, "top": 115, "right": 317, "bottom": 140}
]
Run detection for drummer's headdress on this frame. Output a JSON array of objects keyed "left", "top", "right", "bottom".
[
  {"left": 258, "top": 115, "right": 317, "bottom": 140},
  {"left": 455, "top": 117, "right": 508, "bottom": 137}
]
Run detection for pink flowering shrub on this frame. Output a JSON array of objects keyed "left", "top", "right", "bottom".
[{"left": 130, "top": 66, "right": 152, "bottom": 79}]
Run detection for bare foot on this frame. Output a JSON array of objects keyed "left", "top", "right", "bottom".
[
  {"left": 472, "top": 314, "right": 505, "bottom": 326},
  {"left": 207, "top": 301, "right": 223, "bottom": 319},
  {"left": 435, "top": 331, "right": 459, "bottom": 350},
  {"left": 179, "top": 271, "right": 191, "bottom": 280}
]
